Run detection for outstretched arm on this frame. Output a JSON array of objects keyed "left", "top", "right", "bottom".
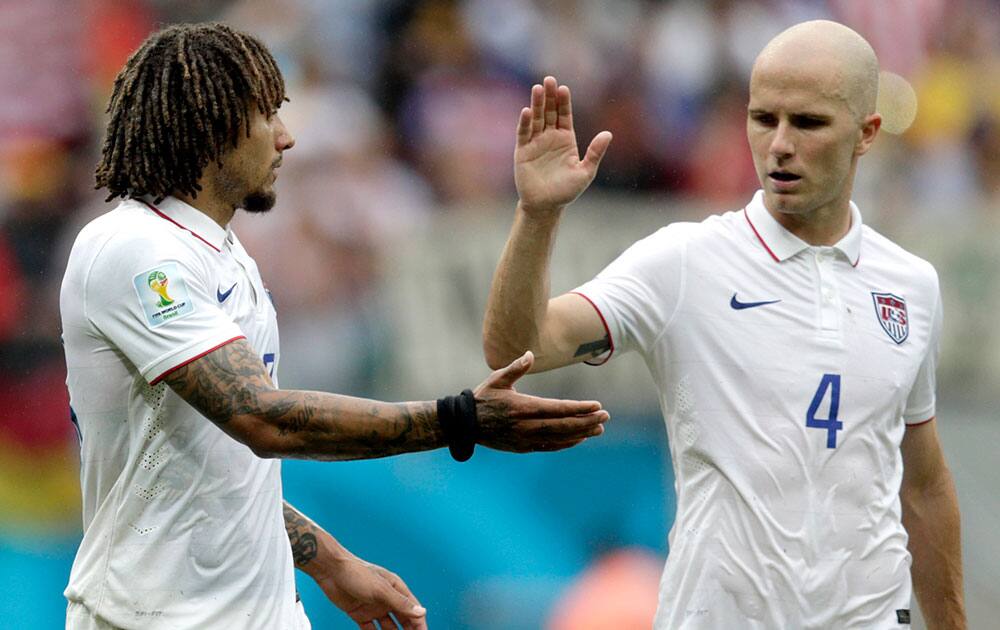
[
  {"left": 483, "top": 76, "right": 613, "bottom": 372},
  {"left": 163, "top": 338, "right": 607, "bottom": 460},
  {"left": 900, "top": 419, "right": 966, "bottom": 629},
  {"left": 283, "top": 501, "right": 427, "bottom": 630}
]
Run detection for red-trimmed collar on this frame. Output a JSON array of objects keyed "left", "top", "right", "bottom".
[
  {"left": 140, "top": 196, "right": 229, "bottom": 252},
  {"left": 743, "top": 190, "right": 862, "bottom": 267}
]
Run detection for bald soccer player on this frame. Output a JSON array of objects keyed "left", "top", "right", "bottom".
[{"left": 483, "top": 20, "right": 965, "bottom": 629}]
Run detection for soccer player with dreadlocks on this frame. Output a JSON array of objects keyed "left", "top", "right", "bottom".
[{"left": 61, "top": 23, "right": 609, "bottom": 629}]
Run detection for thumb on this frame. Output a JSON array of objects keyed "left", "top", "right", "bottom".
[
  {"left": 582, "top": 130, "right": 613, "bottom": 173},
  {"left": 488, "top": 350, "right": 534, "bottom": 390}
]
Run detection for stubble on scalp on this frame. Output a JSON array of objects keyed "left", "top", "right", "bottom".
[{"left": 751, "top": 20, "right": 880, "bottom": 121}]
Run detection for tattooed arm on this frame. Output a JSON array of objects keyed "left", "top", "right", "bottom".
[
  {"left": 483, "top": 76, "right": 611, "bottom": 373},
  {"left": 163, "top": 338, "right": 607, "bottom": 460},
  {"left": 284, "top": 502, "right": 428, "bottom": 630}
]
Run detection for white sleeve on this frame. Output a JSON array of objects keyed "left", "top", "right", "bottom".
[
  {"left": 85, "top": 243, "right": 245, "bottom": 384},
  {"left": 903, "top": 281, "right": 942, "bottom": 425},
  {"left": 572, "top": 224, "right": 688, "bottom": 363}
]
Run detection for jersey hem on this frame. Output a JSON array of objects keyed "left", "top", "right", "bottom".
[
  {"left": 149, "top": 335, "right": 246, "bottom": 384},
  {"left": 905, "top": 415, "right": 935, "bottom": 427},
  {"left": 569, "top": 291, "right": 614, "bottom": 366}
]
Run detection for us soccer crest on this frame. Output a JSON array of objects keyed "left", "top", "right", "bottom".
[{"left": 872, "top": 292, "right": 908, "bottom": 344}]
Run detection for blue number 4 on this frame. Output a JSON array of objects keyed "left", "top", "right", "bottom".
[{"left": 807, "top": 373, "right": 842, "bottom": 448}]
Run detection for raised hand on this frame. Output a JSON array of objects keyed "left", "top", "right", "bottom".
[
  {"left": 315, "top": 555, "right": 428, "bottom": 630},
  {"left": 474, "top": 351, "right": 609, "bottom": 452},
  {"left": 515, "top": 76, "right": 612, "bottom": 213}
]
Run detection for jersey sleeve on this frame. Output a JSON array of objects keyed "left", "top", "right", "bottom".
[
  {"left": 572, "top": 224, "right": 688, "bottom": 361},
  {"left": 903, "top": 281, "right": 942, "bottom": 425},
  {"left": 85, "top": 243, "right": 245, "bottom": 385}
]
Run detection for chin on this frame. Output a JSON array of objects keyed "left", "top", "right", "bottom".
[
  {"left": 765, "top": 190, "right": 809, "bottom": 216},
  {"left": 242, "top": 190, "right": 277, "bottom": 214}
]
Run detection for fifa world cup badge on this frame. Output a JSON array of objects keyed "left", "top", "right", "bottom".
[{"left": 134, "top": 262, "right": 196, "bottom": 328}]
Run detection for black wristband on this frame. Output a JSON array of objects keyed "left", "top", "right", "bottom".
[{"left": 437, "top": 389, "right": 478, "bottom": 462}]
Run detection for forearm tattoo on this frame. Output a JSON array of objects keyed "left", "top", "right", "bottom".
[
  {"left": 164, "top": 339, "right": 321, "bottom": 434},
  {"left": 162, "top": 338, "right": 443, "bottom": 458},
  {"left": 283, "top": 502, "right": 319, "bottom": 568},
  {"left": 574, "top": 334, "right": 611, "bottom": 359}
]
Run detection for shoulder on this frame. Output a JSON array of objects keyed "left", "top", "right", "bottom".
[
  {"left": 628, "top": 211, "right": 735, "bottom": 256},
  {"left": 72, "top": 199, "right": 210, "bottom": 285},
  {"left": 861, "top": 225, "right": 940, "bottom": 293}
]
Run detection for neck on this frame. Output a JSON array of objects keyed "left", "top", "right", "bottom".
[
  {"left": 769, "top": 199, "right": 852, "bottom": 246},
  {"left": 173, "top": 183, "right": 236, "bottom": 229}
]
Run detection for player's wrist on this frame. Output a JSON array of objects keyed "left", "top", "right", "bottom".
[
  {"left": 303, "top": 535, "right": 354, "bottom": 582},
  {"left": 517, "top": 199, "right": 567, "bottom": 220},
  {"left": 436, "top": 390, "right": 478, "bottom": 462}
]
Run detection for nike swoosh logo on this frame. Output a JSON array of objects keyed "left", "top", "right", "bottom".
[
  {"left": 730, "top": 293, "right": 781, "bottom": 310},
  {"left": 217, "top": 283, "right": 237, "bottom": 303}
]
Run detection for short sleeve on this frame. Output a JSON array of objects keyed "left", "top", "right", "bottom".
[
  {"left": 86, "top": 246, "right": 244, "bottom": 384},
  {"left": 903, "top": 282, "right": 942, "bottom": 424},
  {"left": 572, "top": 224, "right": 689, "bottom": 361}
]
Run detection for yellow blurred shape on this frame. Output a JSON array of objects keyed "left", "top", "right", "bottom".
[
  {"left": 0, "top": 137, "right": 71, "bottom": 203},
  {"left": 0, "top": 440, "right": 81, "bottom": 534},
  {"left": 878, "top": 71, "right": 919, "bottom": 135},
  {"left": 906, "top": 56, "right": 976, "bottom": 143}
]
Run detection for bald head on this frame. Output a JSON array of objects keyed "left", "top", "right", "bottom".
[{"left": 752, "top": 20, "right": 879, "bottom": 120}]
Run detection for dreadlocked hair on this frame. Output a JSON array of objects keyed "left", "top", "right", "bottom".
[{"left": 95, "top": 22, "right": 286, "bottom": 202}]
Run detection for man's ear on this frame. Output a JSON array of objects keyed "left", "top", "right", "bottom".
[{"left": 856, "top": 113, "right": 882, "bottom": 156}]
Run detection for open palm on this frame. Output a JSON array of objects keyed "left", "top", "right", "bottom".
[{"left": 514, "top": 76, "right": 612, "bottom": 212}]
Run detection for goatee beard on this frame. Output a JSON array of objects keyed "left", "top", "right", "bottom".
[{"left": 242, "top": 190, "right": 276, "bottom": 214}]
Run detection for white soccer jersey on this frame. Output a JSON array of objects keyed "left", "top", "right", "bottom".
[
  {"left": 575, "top": 191, "right": 941, "bottom": 629},
  {"left": 60, "top": 197, "right": 303, "bottom": 629}
]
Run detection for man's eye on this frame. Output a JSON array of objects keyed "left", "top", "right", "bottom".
[{"left": 794, "top": 117, "right": 826, "bottom": 128}]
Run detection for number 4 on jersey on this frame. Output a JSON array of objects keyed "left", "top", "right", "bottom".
[{"left": 807, "top": 373, "right": 842, "bottom": 448}]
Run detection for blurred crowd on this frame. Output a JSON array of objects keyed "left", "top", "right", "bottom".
[{"left": 1, "top": 0, "right": 998, "bottom": 526}]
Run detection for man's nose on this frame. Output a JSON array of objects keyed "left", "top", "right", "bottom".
[
  {"left": 273, "top": 114, "right": 295, "bottom": 151},
  {"left": 769, "top": 120, "right": 794, "bottom": 160}
]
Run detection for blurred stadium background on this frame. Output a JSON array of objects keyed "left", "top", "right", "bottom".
[{"left": 0, "top": 0, "right": 997, "bottom": 628}]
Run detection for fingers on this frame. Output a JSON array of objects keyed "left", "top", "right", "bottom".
[
  {"left": 532, "top": 438, "right": 586, "bottom": 452},
  {"left": 523, "top": 76, "right": 573, "bottom": 142},
  {"left": 491, "top": 415, "right": 607, "bottom": 453},
  {"left": 377, "top": 615, "right": 397, "bottom": 629},
  {"left": 530, "top": 83, "right": 544, "bottom": 135},
  {"left": 383, "top": 571, "right": 428, "bottom": 629},
  {"left": 483, "top": 350, "right": 534, "bottom": 390},
  {"left": 519, "top": 411, "right": 609, "bottom": 438},
  {"left": 383, "top": 570, "right": 419, "bottom": 602},
  {"left": 556, "top": 84, "right": 572, "bottom": 130},
  {"left": 378, "top": 579, "right": 426, "bottom": 627},
  {"left": 543, "top": 76, "right": 558, "bottom": 129},
  {"left": 516, "top": 107, "right": 532, "bottom": 146},
  {"left": 491, "top": 412, "right": 608, "bottom": 454},
  {"left": 583, "top": 130, "right": 613, "bottom": 173},
  {"left": 508, "top": 392, "right": 603, "bottom": 419},
  {"left": 380, "top": 587, "right": 425, "bottom": 621},
  {"left": 399, "top": 611, "right": 429, "bottom": 630},
  {"left": 399, "top": 613, "right": 428, "bottom": 630}
]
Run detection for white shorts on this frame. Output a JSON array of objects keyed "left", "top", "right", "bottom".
[{"left": 66, "top": 600, "right": 312, "bottom": 630}]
